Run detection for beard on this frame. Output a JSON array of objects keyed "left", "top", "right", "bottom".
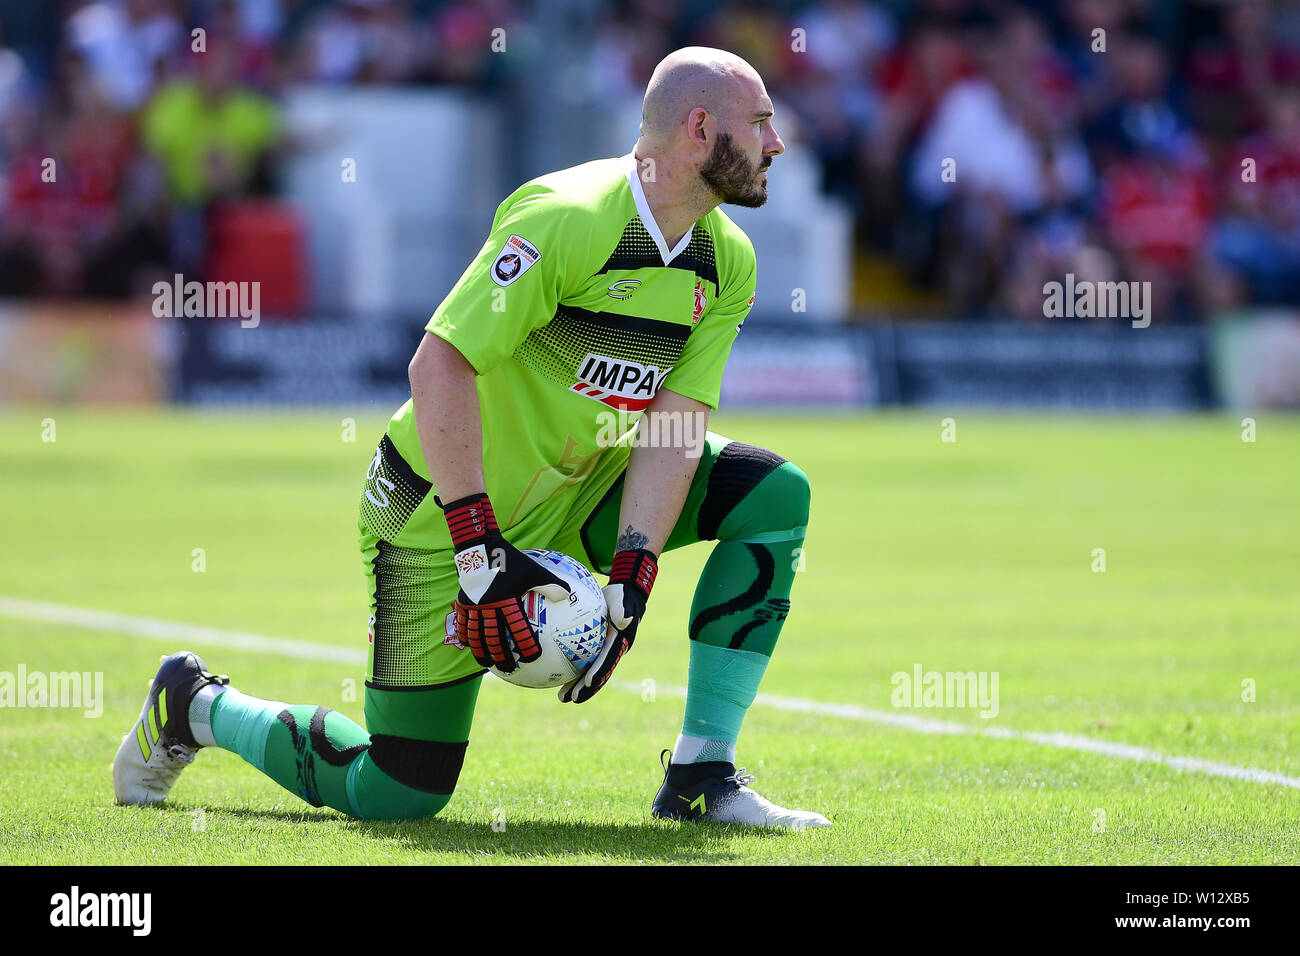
[{"left": 699, "top": 132, "right": 770, "bottom": 207}]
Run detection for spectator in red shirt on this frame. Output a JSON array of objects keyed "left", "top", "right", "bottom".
[{"left": 1210, "top": 88, "right": 1300, "bottom": 305}]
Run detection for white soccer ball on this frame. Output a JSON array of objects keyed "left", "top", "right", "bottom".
[{"left": 489, "top": 549, "right": 608, "bottom": 689}]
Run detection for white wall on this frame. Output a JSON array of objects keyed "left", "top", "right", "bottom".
[
  {"left": 282, "top": 87, "right": 851, "bottom": 324},
  {"left": 282, "top": 87, "right": 504, "bottom": 318}
]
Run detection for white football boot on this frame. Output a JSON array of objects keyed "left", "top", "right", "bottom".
[
  {"left": 112, "top": 651, "right": 228, "bottom": 806},
  {"left": 651, "top": 749, "right": 832, "bottom": 829}
]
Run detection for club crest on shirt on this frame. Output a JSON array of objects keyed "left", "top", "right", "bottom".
[
  {"left": 443, "top": 611, "right": 465, "bottom": 649},
  {"left": 491, "top": 234, "right": 541, "bottom": 287},
  {"left": 692, "top": 281, "right": 707, "bottom": 324}
]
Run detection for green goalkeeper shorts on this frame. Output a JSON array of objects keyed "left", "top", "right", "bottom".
[{"left": 359, "top": 431, "right": 732, "bottom": 692}]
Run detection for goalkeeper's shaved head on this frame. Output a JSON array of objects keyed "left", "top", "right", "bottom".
[
  {"left": 640, "top": 47, "right": 757, "bottom": 147},
  {"left": 634, "top": 47, "right": 784, "bottom": 216}
]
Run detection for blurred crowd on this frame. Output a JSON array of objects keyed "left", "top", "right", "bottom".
[
  {"left": 0, "top": 0, "right": 1297, "bottom": 322},
  {"left": 0, "top": 0, "right": 523, "bottom": 299}
]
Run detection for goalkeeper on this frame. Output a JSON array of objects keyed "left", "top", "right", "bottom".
[{"left": 113, "top": 47, "right": 829, "bottom": 829}]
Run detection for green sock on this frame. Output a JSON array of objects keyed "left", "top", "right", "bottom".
[
  {"left": 687, "top": 538, "right": 800, "bottom": 656},
  {"left": 205, "top": 688, "right": 370, "bottom": 815},
  {"left": 677, "top": 642, "right": 770, "bottom": 763},
  {"left": 191, "top": 683, "right": 470, "bottom": 820},
  {"left": 678, "top": 460, "right": 808, "bottom": 763}
]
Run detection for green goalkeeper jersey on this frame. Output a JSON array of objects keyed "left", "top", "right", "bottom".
[{"left": 367, "top": 153, "right": 758, "bottom": 550}]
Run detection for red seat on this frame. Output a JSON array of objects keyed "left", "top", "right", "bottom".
[{"left": 205, "top": 201, "right": 308, "bottom": 318}]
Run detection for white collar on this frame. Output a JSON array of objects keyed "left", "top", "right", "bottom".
[{"left": 623, "top": 152, "right": 694, "bottom": 266}]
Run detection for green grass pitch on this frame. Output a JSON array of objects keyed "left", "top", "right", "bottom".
[{"left": 0, "top": 408, "right": 1296, "bottom": 865}]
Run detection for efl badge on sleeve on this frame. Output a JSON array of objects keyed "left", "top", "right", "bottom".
[{"left": 491, "top": 234, "right": 541, "bottom": 287}]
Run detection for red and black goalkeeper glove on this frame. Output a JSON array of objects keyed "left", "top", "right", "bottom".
[
  {"left": 559, "top": 548, "right": 657, "bottom": 703},
  {"left": 444, "top": 493, "right": 570, "bottom": 672}
]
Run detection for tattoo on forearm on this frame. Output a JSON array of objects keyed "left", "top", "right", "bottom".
[{"left": 617, "top": 525, "right": 650, "bottom": 552}]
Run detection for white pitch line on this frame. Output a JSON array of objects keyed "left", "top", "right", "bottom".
[
  {"left": 681, "top": 688, "right": 1300, "bottom": 791},
  {"left": 4, "top": 595, "right": 1299, "bottom": 791},
  {"left": 0, "top": 597, "right": 364, "bottom": 665}
]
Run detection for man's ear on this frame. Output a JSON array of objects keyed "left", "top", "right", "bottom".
[{"left": 686, "top": 107, "right": 711, "bottom": 150}]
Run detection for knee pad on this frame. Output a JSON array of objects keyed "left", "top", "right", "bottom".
[
  {"left": 367, "top": 734, "right": 468, "bottom": 796},
  {"left": 698, "top": 442, "right": 810, "bottom": 541}
]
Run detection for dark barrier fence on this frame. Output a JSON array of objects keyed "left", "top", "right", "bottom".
[
  {"left": 175, "top": 315, "right": 1218, "bottom": 411},
  {"left": 881, "top": 322, "right": 1214, "bottom": 410}
]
